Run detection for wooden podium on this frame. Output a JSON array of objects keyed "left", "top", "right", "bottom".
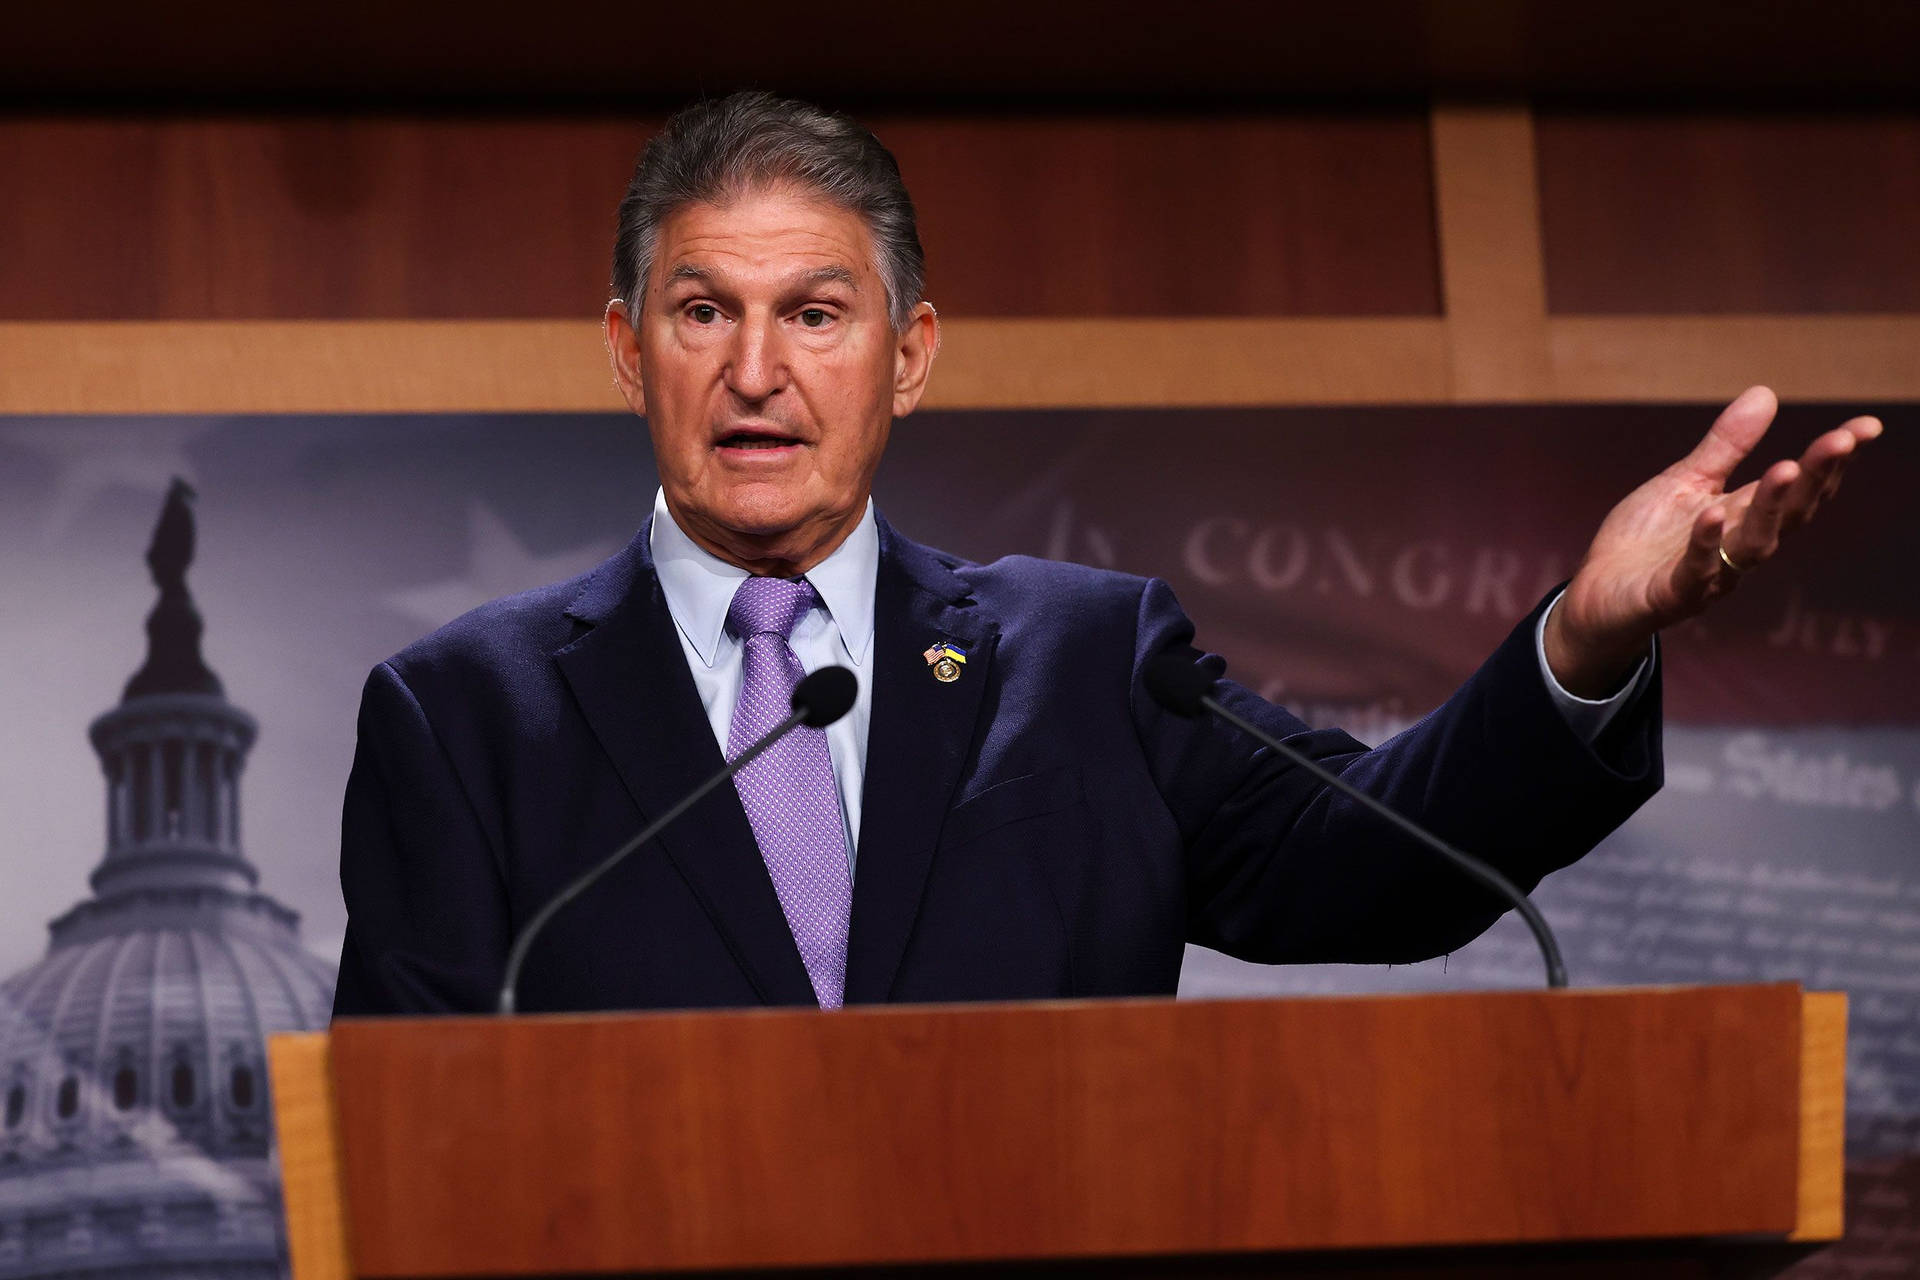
[{"left": 269, "top": 983, "right": 1844, "bottom": 1278}]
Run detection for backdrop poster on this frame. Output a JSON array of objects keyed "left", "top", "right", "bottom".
[{"left": 0, "top": 404, "right": 1914, "bottom": 1275}]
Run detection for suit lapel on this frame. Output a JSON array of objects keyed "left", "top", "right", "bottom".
[
  {"left": 844, "top": 519, "right": 998, "bottom": 1003},
  {"left": 552, "top": 525, "right": 817, "bottom": 1006}
]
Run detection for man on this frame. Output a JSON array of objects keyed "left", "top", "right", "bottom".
[{"left": 332, "top": 93, "right": 1879, "bottom": 1016}]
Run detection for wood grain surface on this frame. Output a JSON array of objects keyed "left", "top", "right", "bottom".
[
  {"left": 325, "top": 985, "right": 1806, "bottom": 1277},
  {"left": 892, "top": 116, "right": 1440, "bottom": 318},
  {"left": 1793, "top": 991, "right": 1847, "bottom": 1242},
  {"left": 0, "top": 114, "right": 1439, "bottom": 322},
  {"left": 5, "top": 104, "right": 1917, "bottom": 412},
  {"left": 1430, "top": 105, "right": 1551, "bottom": 401},
  {"left": 1546, "top": 315, "right": 1920, "bottom": 402},
  {"left": 0, "top": 317, "right": 1451, "bottom": 413},
  {"left": 1537, "top": 113, "right": 1920, "bottom": 315},
  {"left": 266, "top": 1031, "right": 352, "bottom": 1280}
]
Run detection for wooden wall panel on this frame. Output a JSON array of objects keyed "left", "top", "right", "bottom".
[
  {"left": 11, "top": 106, "right": 1920, "bottom": 410},
  {"left": 887, "top": 116, "right": 1440, "bottom": 316},
  {"left": 1430, "top": 106, "right": 1550, "bottom": 400},
  {"left": 0, "top": 317, "right": 1455, "bottom": 413},
  {"left": 0, "top": 118, "right": 653, "bottom": 320},
  {"left": 0, "top": 113, "right": 1440, "bottom": 322},
  {"left": 1536, "top": 112, "right": 1920, "bottom": 314}
]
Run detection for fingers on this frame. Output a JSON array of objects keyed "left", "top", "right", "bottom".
[
  {"left": 1723, "top": 460, "right": 1799, "bottom": 568},
  {"left": 1681, "top": 385, "right": 1778, "bottom": 485},
  {"left": 1840, "top": 414, "right": 1886, "bottom": 443},
  {"left": 1825, "top": 414, "right": 1882, "bottom": 491},
  {"left": 1663, "top": 408, "right": 1880, "bottom": 617},
  {"left": 1683, "top": 503, "right": 1732, "bottom": 595},
  {"left": 1779, "top": 425, "right": 1852, "bottom": 530},
  {"left": 1780, "top": 415, "right": 1881, "bottom": 532},
  {"left": 1717, "top": 412, "right": 1882, "bottom": 571}
]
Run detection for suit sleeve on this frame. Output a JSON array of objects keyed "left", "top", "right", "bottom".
[
  {"left": 1129, "top": 579, "right": 1662, "bottom": 965},
  {"left": 332, "top": 661, "right": 513, "bottom": 1017}
]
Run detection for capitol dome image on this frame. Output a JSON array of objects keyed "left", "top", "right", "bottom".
[{"left": 0, "top": 480, "right": 336, "bottom": 1278}]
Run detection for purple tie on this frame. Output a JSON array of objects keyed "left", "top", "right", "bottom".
[{"left": 726, "top": 577, "right": 852, "bottom": 1009}]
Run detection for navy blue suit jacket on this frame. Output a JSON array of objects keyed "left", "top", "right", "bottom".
[{"left": 332, "top": 516, "right": 1661, "bottom": 1016}]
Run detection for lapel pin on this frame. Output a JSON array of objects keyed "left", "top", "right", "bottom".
[{"left": 923, "top": 640, "right": 968, "bottom": 684}]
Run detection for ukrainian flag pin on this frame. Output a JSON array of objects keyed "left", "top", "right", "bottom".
[{"left": 923, "top": 640, "right": 968, "bottom": 683}]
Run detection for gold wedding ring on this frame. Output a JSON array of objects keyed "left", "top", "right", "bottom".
[{"left": 1718, "top": 544, "right": 1750, "bottom": 575}]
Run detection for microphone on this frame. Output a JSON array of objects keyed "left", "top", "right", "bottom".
[
  {"left": 497, "top": 665, "right": 859, "bottom": 1014},
  {"left": 1142, "top": 655, "right": 1568, "bottom": 989}
]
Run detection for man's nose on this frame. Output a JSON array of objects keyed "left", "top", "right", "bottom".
[{"left": 724, "top": 315, "right": 787, "bottom": 402}]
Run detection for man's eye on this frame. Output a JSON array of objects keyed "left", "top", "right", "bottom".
[
  {"left": 688, "top": 304, "right": 719, "bottom": 324},
  {"left": 799, "top": 308, "right": 831, "bottom": 328}
]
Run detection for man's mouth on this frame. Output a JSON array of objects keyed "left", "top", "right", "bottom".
[{"left": 716, "top": 428, "right": 801, "bottom": 450}]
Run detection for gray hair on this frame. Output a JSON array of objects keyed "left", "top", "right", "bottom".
[{"left": 612, "top": 92, "right": 925, "bottom": 332}]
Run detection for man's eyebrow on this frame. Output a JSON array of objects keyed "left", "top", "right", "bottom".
[
  {"left": 790, "top": 265, "right": 860, "bottom": 292},
  {"left": 663, "top": 264, "right": 714, "bottom": 288}
]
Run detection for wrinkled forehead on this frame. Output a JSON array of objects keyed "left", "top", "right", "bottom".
[{"left": 647, "top": 183, "right": 881, "bottom": 297}]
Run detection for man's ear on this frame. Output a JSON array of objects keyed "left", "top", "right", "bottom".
[
  {"left": 891, "top": 301, "right": 941, "bottom": 419},
  {"left": 604, "top": 298, "right": 648, "bottom": 417}
]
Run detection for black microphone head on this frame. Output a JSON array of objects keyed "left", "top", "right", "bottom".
[
  {"left": 793, "top": 665, "right": 858, "bottom": 727},
  {"left": 1142, "top": 654, "right": 1217, "bottom": 718}
]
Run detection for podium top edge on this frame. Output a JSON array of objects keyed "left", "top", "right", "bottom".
[{"left": 306, "top": 981, "right": 1818, "bottom": 1039}]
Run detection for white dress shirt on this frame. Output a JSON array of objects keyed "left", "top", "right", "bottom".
[
  {"left": 651, "top": 490, "right": 877, "bottom": 867},
  {"left": 648, "top": 489, "right": 1649, "bottom": 879}
]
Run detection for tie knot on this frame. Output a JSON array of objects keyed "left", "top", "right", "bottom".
[{"left": 727, "top": 576, "right": 819, "bottom": 642}]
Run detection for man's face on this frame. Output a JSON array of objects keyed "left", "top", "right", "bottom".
[{"left": 607, "top": 184, "right": 937, "bottom": 574}]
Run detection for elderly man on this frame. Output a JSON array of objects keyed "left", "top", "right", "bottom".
[{"left": 332, "top": 93, "right": 1878, "bottom": 1016}]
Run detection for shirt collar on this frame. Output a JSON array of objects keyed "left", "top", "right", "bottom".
[{"left": 648, "top": 488, "right": 879, "bottom": 669}]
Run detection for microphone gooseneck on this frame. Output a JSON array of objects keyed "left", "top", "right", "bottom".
[
  {"left": 1142, "top": 655, "right": 1569, "bottom": 990},
  {"left": 497, "top": 665, "right": 857, "bottom": 1015}
]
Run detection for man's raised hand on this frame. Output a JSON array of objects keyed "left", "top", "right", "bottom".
[{"left": 1543, "top": 385, "right": 1883, "bottom": 698}]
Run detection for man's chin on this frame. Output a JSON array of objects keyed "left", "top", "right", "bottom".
[
  {"left": 710, "top": 499, "right": 816, "bottom": 542},
  {"left": 678, "top": 490, "right": 860, "bottom": 568}
]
